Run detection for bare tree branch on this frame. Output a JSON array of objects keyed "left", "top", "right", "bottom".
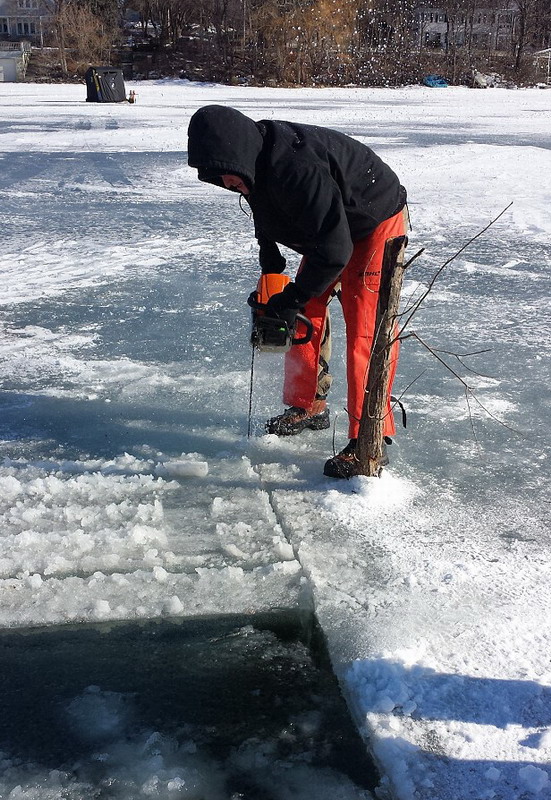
[
  {"left": 432, "top": 346, "right": 496, "bottom": 379},
  {"left": 399, "top": 202, "right": 514, "bottom": 336},
  {"left": 434, "top": 347, "right": 492, "bottom": 358},
  {"left": 405, "top": 331, "right": 525, "bottom": 437}
]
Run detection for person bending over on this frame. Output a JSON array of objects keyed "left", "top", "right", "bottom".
[{"left": 188, "top": 104, "right": 407, "bottom": 478}]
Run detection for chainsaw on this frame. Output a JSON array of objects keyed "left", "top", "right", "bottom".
[{"left": 247, "top": 273, "right": 313, "bottom": 353}]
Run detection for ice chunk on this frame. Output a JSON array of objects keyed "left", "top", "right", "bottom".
[
  {"left": 377, "top": 695, "right": 397, "bottom": 713},
  {"left": 158, "top": 460, "right": 209, "bottom": 478},
  {"left": 167, "top": 777, "right": 186, "bottom": 791},
  {"left": 153, "top": 566, "right": 169, "bottom": 583},
  {"left": 274, "top": 539, "right": 295, "bottom": 561},
  {"left": 67, "top": 686, "right": 130, "bottom": 742},
  {"left": 164, "top": 595, "right": 184, "bottom": 614},
  {"left": 221, "top": 543, "right": 249, "bottom": 559},
  {"left": 518, "top": 765, "right": 549, "bottom": 793},
  {"left": 27, "top": 573, "right": 43, "bottom": 590},
  {"left": 93, "top": 599, "right": 111, "bottom": 618}
]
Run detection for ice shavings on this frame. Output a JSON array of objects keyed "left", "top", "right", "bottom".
[
  {"left": 0, "top": 465, "right": 173, "bottom": 578},
  {"left": 0, "top": 562, "right": 302, "bottom": 628},
  {"left": 320, "top": 470, "right": 420, "bottom": 523},
  {"left": 2, "top": 452, "right": 159, "bottom": 477}
]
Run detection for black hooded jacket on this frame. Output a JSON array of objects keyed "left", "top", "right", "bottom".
[{"left": 188, "top": 105, "right": 406, "bottom": 300}]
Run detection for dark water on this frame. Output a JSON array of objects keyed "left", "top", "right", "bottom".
[{"left": 0, "top": 612, "right": 377, "bottom": 799}]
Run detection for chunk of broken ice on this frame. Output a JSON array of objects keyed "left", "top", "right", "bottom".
[{"left": 157, "top": 460, "right": 209, "bottom": 478}]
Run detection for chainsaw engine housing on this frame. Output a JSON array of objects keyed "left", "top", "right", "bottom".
[{"left": 248, "top": 274, "right": 313, "bottom": 353}]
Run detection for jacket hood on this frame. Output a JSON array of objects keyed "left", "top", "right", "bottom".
[{"left": 187, "top": 105, "right": 264, "bottom": 190}]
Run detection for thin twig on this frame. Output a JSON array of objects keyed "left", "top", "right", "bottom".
[
  {"left": 434, "top": 347, "right": 492, "bottom": 358},
  {"left": 464, "top": 387, "right": 480, "bottom": 446},
  {"left": 408, "top": 332, "right": 471, "bottom": 388},
  {"left": 467, "top": 389, "right": 522, "bottom": 435},
  {"left": 403, "top": 248, "right": 426, "bottom": 270},
  {"left": 396, "top": 248, "right": 427, "bottom": 318},
  {"left": 433, "top": 347, "right": 496, "bottom": 379},
  {"left": 391, "top": 369, "right": 428, "bottom": 407}
]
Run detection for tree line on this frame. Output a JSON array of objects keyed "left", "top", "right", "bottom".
[{"left": 42, "top": 0, "right": 551, "bottom": 84}]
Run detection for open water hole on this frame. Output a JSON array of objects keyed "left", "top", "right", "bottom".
[{"left": 0, "top": 611, "right": 378, "bottom": 799}]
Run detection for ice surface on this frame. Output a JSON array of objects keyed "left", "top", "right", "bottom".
[{"left": 0, "top": 80, "right": 550, "bottom": 800}]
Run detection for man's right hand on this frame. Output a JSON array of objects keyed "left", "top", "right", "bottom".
[{"left": 265, "top": 283, "right": 306, "bottom": 328}]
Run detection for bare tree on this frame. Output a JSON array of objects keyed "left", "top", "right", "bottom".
[
  {"left": 514, "top": 0, "right": 550, "bottom": 71},
  {"left": 43, "top": 0, "right": 120, "bottom": 76}
]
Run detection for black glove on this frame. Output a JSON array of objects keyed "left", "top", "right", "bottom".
[
  {"left": 247, "top": 289, "right": 259, "bottom": 308},
  {"left": 265, "top": 282, "right": 307, "bottom": 329},
  {"left": 258, "top": 237, "right": 286, "bottom": 274}
]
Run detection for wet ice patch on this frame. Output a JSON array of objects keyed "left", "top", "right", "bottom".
[
  {"left": 0, "top": 321, "right": 183, "bottom": 401},
  {"left": 460, "top": 258, "right": 544, "bottom": 280},
  {"left": 67, "top": 685, "right": 133, "bottom": 743},
  {"left": 0, "top": 234, "right": 182, "bottom": 307},
  {"left": 409, "top": 392, "right": 518, "bottom": 422}
]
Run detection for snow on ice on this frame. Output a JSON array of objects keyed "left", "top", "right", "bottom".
[{"left": 0, "top": 80, "right": 550, "bottom": 800}]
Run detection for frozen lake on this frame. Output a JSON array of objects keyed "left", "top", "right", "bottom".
[{"left": 0, "top": 80, "right": 550, "bottom": 800}]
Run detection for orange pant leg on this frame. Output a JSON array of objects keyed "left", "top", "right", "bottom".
[
  {"left": 340, "top": 210, "right": 406, "bottom": 438},
  {"left": 282, "top": 209, "right": 406, "bottom": 431},
  {"left": 282, "top": 277, "right": 334, "bottom": 409}
]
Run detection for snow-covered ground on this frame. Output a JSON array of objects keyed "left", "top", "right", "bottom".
[{"left": 0, "top": 80, "right": 550, "bottom": 800}]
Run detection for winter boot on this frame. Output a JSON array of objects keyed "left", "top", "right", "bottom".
[
  {"left": 266, "top": 399, "right": 330, "bottom": 436},
  {"left": 323, "top": 438, "right": 390, "bottom": 479}
]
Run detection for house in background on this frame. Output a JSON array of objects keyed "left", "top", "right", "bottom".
[
  {"left": 533, "top": 47, "right": 551, "bottom": 83},
  {"left": 0, "top": 40, "right": 31, "bottom": 80},
  {"left": 0, "top": 0, "right": 49, "bottom": 80},
  {"left": 413, "top": 3, "right": 519, "bottom": 52},
  {"left": 0, "top": 0, "right": 49, "bottom": 46}
]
